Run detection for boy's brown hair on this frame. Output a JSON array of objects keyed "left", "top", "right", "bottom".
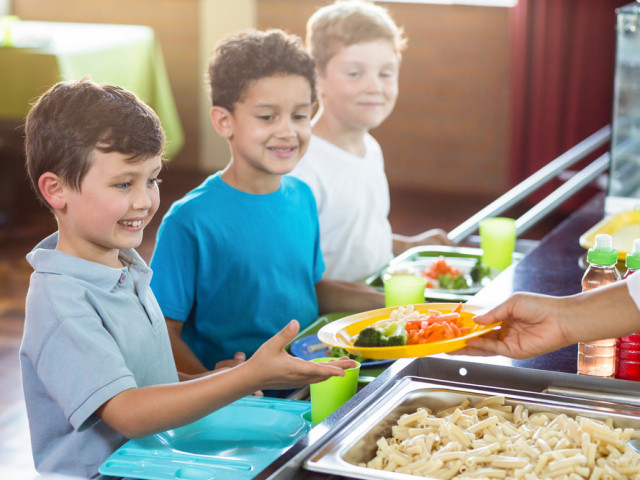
[
  {"left": 206, "top": 29, "right": 316, "bottom": 112},
  {"left": 25, "top": 78, "right": 165, "bottom": 207},
  {"left": 307, "top": 0, "right": 408, "bottom": 73}
]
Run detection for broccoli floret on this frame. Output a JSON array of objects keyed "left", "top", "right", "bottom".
[
  {"left": 329, "top": 347, "right": 351, "bottom": 358},
  {"left": 354, "top": 327, "right": 384, "bottom": 347},
  {"left": 386, "top": 335, "right": 407, "bottom": 346},
  {"left": 470, "top": 259, "right": 491, "bottom": 283},
  {"left": 328, "top": 347, "right": 368, "bottom": 363},
  {"left": 438, "top": 273, "right": 469, "bottom": 290}
]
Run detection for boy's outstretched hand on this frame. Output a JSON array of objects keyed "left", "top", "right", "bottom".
[
  {"left": 461, "top": 293, "right": 574, "bottom": 359},
  {"left": 246, "top": 320, "right": 358, "bottom": 391}
]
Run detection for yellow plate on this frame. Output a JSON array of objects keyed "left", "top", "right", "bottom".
[
  {"left": 579, "top": 210, "right": 640, "bottom": 260},
  {"left": 317, "top": 303, "right": 499, "bottom": 360}
]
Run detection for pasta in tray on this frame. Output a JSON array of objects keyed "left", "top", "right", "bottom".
[{"left": 362, "top": 395, "right": 640, "bottom": 480}]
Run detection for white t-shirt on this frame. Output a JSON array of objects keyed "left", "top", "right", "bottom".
[{"left": 290, "top": 134, "right": 393, "bottom": 282}]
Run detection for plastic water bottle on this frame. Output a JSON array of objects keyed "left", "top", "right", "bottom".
[
  {"left": 616, "top": 238, "right": 640, "bottom": 380},
  {"left": 577, "top": 234, "right": 620, "bottom": 377}
]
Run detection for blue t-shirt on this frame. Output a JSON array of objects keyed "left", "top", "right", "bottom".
[
  {"left": 150, "top": 174, "right": 324, "bottom": 368},
  {"left": 20, "top": 232, "right": 178, "bottom": 478}
]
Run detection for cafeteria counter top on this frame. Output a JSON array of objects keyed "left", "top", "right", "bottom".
[{"left": 256, "top": 192, "right": 620, "bottom": 480}]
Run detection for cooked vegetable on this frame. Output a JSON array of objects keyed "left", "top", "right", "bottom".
[
  {"left": 423, "top": 256, "right": 463, "bottom": 280},
  {"left": 470, "top": 259, "right": 491, "bottom": 283},
  {"left": 438, "top": 273, "right": 469, "bottom": 290},
  {"left": 405, "top": 305, "right": 471, "bottom": 345},
  {"left": 354, "top": 320, "right": 408, "bottom": 347},
  {"left": 354, "top": 326, "right": 385, "bottom": 347},
  {"left": 328, "top": 346, "right": 368, "bottom": 364}
]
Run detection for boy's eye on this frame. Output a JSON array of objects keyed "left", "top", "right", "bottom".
[
  {"left": 115, "top": 182, "right": 132, "bottom": 190},
  {"left": 258, "top": 115, "right": 275, "bottom": 121},
  {"left": 293, "top": 113, "right": 310, "bottom": 121},
  {"left": 148, "top": 177, "right": 163, "bottom": 187}
]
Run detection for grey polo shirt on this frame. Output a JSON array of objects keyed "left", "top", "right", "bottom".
[{"left": 20, "top": 232, "right": 179, "bottom": 478}]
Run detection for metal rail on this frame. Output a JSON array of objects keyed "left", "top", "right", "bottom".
[{"left": 447, "top": 125, "right": 611, "bottom": 244}]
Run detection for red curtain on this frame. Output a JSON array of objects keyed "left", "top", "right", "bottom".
[{"left": 509, "top": 0, "right": 629, "bottom": 205}]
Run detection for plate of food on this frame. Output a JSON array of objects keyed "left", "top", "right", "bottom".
[
  {"left": 317, "top": 303, "right": 499, "bottom": 360},
  {"left": 289, "top": 333, "right": 393, "bottom": 368},
  {"left": 383, "top": 256, "right": 493, "bottom": 295}
]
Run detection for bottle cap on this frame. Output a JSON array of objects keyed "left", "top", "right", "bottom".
[
  {"left": 626, "top": 238, "right": 640, "bottom": 270},
  {"left": 587, "top": 234, "right": 618, "bottom": 265}
]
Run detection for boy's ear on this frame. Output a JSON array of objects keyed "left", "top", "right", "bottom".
[
  {"left": 210, "top": 106, "right": 233, "bottom": 139},
  {"left": 38, "top": 172, "right": 67, "bottom": 210}
]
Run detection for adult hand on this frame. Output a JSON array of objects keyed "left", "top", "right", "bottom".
[{"left": 461, "top": 292, "right": 573, "bottom": 359}]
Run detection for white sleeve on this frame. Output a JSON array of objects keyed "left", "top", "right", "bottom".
[{"left": 626, "top": 272, "right": 640, "bottom": 312}]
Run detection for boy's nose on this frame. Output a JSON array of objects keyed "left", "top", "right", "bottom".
[
  {"left": 133, "top": 186, "right": 153, "bottom": 210},
  {"left": 276, "top": 118, "right": 295, "bottom": 137},
  {"left": 365, "top": 74, "right": 383, "bottom": 92}
]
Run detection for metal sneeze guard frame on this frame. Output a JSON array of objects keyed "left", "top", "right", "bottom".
[{"left": 447, "top": 125, "right": 611, "bottom": 244}]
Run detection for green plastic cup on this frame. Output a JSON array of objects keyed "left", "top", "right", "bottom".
[
  {"left": 383, "top": 274, "right": 426, "bottom": 307},
  {"left": 479, "top": 217, "right": 516, "bottom": 270},
  {"left": 309, "top": 358, "right": 360, "bottom": 423}
]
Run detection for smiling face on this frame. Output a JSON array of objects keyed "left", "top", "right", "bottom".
[
  {"left": 213, "top": 74, "right": 313, "bottom": 193},
  {"left": 54, "top": 150, "right": 162, "bottom": 267},
  {"left": 317, "top": 40, "right": 399, "bottom": 135}
]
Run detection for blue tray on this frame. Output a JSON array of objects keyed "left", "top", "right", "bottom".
[{"left": 99, "top": 396, "right": 312, "bottom": 480}]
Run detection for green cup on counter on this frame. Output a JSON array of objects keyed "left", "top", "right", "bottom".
[
  {"left": 383, "top": 274, "right": 426, "bottom": 307},
  {"left": 310, "top": 358, "right": 360, "bottom": 423},
  {"left": 479, "top": 217, "right": 516, "bottom": 271}
]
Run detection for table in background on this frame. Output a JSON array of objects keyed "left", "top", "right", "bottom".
[{"left": 0, "top": 20, "right": 183, "bottom": 158}]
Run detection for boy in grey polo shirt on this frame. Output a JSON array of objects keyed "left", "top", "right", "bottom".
[{"left": 20, "top": 78, "right": 357, "bottom": 479}]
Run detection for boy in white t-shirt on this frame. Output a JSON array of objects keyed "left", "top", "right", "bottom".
[{"left": 291, "top": 0, "right": 451, "bottom": 282}]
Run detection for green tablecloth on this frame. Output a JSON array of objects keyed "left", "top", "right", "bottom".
[{"left": 0, "top": 21, "right": 183, "bottom": 158}]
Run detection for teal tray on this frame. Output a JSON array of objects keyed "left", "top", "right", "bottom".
[{"left": 99, "top": 396, "right": 312, "bottom": 480}]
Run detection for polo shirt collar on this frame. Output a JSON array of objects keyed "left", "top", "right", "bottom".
[{"left": 26, "top": 232, "right": 152, "bottom": 291}]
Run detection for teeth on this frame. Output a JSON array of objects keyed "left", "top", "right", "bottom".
[{"left": 121, "top": 220, "right": 143, "bottom": 227}]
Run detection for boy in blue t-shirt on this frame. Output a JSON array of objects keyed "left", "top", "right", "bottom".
[
  {"left": 20, "top": 78, "right": 356, "bottom": 478},
  {"left": 150, "top": 29, "right": 384, "bottom": 373}
]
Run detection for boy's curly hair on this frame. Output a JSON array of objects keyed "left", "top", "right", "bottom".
[
  {"left": 307, "top": 0, "right": 407, "bottom": 73},
  {"left": 25, "top": 78, "right": 165, "bottom": 208},
  {"left": 206, "top": 29, "right": 316, "bottom": 112}
]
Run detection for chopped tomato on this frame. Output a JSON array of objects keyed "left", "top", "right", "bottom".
[{"left": 421, "top": 256, "right": 463, "bottom": 280}]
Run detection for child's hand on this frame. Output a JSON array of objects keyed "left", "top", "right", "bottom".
[
  {"left": 214, "top": 351, "right": 246, "bottom": 371},
  {"left": 246, "top": 320, "right": 358, "bottom": 390}
]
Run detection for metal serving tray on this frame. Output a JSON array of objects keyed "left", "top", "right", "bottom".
[{"left": 304, "top": 374, "right": 640, "bottom": 480}]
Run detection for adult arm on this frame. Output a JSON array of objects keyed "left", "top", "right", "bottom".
[
  {"left": 315, "top": 279, "right": 384, "bottom": 315},
  {"left": 464, "top": 280, "right": 640, "bottom": 359}
]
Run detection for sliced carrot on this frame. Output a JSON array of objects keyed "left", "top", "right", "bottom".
[{"left": 452, "top": 302, "right": 463, "bottom": 314}]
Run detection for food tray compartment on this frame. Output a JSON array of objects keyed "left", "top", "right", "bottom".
[
  {"left": 579, "top": 210, "right": 640, "bottom": 260},
  {"left": 364, "top": 245, "right": 523, "bottom": 302},
  {"left": 304, "top": 377, "right": 640, "bottom": 480}
]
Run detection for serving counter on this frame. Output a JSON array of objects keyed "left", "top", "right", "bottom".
[{"left": 256, "top": 192, "right": 634, "bottom": 480}]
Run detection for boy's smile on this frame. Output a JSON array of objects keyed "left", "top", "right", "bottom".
[
  {"left": 214, "top": 74, "right": 313, "bottom": 194},
  {"left": 317, "top": 39, "right": 399, "bottom": 135},
  {"left": 55, "top": 151, "right": 162, "bottom": 268}
]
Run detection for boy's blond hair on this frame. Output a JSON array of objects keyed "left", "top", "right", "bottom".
[{"left": 307, "top": 0, "right": 407, "bottom": 73}]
